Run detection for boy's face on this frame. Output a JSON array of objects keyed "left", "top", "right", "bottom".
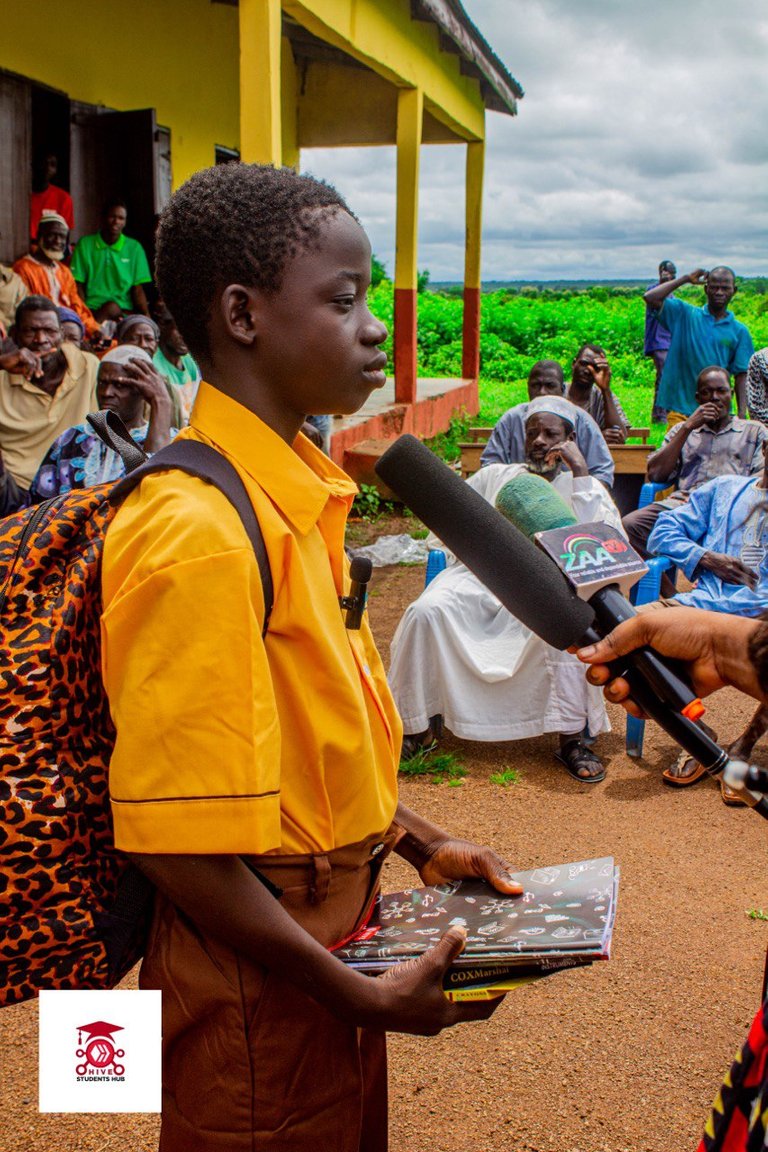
[{"left": 252, "top": 210, "right": 388, "bottom": 419}]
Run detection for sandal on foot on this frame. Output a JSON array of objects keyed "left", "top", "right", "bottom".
[
  {"left": 555, "top": 739, "right": 606, "bottom": 783},
  {"left": 400, "top": 728, "right": 438, "bottom": 762},
  {"left": 662, "top": 750, "right": 710, "bottom": 788},
  {"left": 720, "top": 779, "right": 748, "bottom": 807}
]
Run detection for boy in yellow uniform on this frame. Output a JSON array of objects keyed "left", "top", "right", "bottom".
[{"left": 101, "top": 164, "right": 520, "bottom": 1152}]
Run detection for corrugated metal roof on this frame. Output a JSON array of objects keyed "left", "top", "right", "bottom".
[{"left": 411, "top": 0, "right": 523, "bottom": 114}]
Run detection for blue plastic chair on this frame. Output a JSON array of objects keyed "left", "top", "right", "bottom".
[
  {"left": 425, "top": 549, "right": 447, "bottom": 586},
  {"left": 638, "top": 480, "right": 670, "bottom": 510}
]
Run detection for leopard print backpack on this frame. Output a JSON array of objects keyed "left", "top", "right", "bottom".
[{"left": 0, "top": 417, "right": 272, "bottom": 1005}]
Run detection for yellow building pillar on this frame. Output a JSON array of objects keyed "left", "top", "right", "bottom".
[
  {"left": 462, "top": 139, "right": 485, "bottom": 380},
  {"left": 394, "top": 87, "right": 423, "bottom": 404},
  {"left": 239, "top": 0, "right": 282, "bottom": 165}
]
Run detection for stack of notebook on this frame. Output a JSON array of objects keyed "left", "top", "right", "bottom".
[{"left": 334, "top": 856, "right": 619, "bottom": 1000}]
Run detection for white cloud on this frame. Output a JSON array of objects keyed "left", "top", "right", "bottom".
[{"left": 302, "top": 0, "right": 766, "bottom": 280}]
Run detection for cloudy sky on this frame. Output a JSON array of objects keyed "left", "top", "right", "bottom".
[{"left": 302, "top": 0, "right": 767, "bottom": 281}]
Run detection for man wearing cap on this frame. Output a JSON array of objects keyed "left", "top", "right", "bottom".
[
  {"left": 389, "top": 396, "right": 625, "bottom": 784},
  {"left": 59, "top": 306, "right": 85, "bottom": 349},
  {"left": 13, "top": 214, "right": 107, "bottom": 345},
  {"left": 0, "top": 296, "right": 99, "bottom": 514},
  {"left": 30, "top": 344, "right": 175, "bottom": 501},
  {"left": 481, "top": 360, "right": 615, "bottom": 487},
  {"left": 71, "top": 200, "right": 152, "bottom": 321}
]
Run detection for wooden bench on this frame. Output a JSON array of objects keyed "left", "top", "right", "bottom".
[{"left": 458, "top": 428, "right": 494, "bottom": 478}]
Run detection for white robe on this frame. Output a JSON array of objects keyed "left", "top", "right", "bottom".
[{"left": 388, "top": 464, "right": 626, "bottom": 742}]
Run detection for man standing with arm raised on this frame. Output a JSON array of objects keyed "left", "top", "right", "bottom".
[{"left": 644, "top": 266, "right": 753, "bottom": 423}]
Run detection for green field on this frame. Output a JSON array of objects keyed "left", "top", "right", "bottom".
[{"left": 368, "top": 281, "right": 768, "bottom": 450}]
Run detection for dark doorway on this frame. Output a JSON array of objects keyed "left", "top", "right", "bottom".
[
  {"left": 0, "top": 71, "right": 30, "bottom": 264},
  {"left": 31, "top": 85, "right": 71, "bottom": 194}
]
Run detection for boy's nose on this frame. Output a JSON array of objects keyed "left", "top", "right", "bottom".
[{"left": 364, "top": 312, "right": 388, "bottom": 344}]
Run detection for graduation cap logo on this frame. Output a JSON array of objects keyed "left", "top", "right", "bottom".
[{"left": 75, "top": 1021, "right": 126, "bottom": 1077}]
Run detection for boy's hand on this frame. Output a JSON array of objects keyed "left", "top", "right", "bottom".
[
  {"left": 418, "top": 837, "right": 523, "bottom": 896},
  {"left": 370, "top": 926, "right": 502, "bottom": 1034}
]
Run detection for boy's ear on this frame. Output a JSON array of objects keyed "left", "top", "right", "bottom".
[{"left": 219, "top": 284, "right": 262, "bottom": 347}]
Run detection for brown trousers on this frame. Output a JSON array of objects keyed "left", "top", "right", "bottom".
[{"left": 141, "top": 830, "right": 398, "bottom": 1152}]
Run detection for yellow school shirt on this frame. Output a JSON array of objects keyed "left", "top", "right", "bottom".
[
  {"left": 0, "top": 343, "right": 99, "bottom": 487},
  {"left": 101, "top": 382, "right": 401, "bottom": 856}
]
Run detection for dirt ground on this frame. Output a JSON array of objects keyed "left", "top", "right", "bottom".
[{"left": 2, "top": 544, "right": 768, "bottom": 1152}]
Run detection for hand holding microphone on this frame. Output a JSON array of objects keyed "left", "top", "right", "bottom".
[{"left": 575, "top": 609, "right": 767, "bottom": 712}]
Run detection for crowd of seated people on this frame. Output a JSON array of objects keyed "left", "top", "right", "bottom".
[{"left": 0, "top": 167, "right": 342, "bottom": 512}]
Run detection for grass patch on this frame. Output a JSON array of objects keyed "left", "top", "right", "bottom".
[
  {"left": 399, "top": 749, "right": 467, "bottom": 785},
  {"left": 352, "top": 483, "right": 392, "bottom": 522},
  {"left": 746, "top": 908, "right": 768, "bottom": 921},
  {"left": 489, "top": 767, "right": 520, "bottom": 788}
]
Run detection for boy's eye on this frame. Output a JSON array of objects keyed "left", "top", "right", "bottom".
[{"left": 334, "top": 295, "right": 355, "bottom": 309}]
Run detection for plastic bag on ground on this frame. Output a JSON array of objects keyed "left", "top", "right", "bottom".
[{"left": 351, "top": 534, "right": 429, "bottom": 567}]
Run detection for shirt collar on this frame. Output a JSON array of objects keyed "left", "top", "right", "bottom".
[
  {"left": 189, "top": 382, "right": 357, "bottom": 535},
  {"left": 95, "top": 232, "right": 126, "bottom": 252},
  {"left": 701, "top": 303, "right": 733, "bottom": 322},
  {"left": 696, "top": 415, "right": 736, "bottom": 436}
]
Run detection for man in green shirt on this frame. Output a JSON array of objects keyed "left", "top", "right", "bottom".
[
  {"left": 153, "top": 308, "right": 201, "bottom": 424},
  {"left": 71, "top": 199, "right": 152, "bottom": 321}
]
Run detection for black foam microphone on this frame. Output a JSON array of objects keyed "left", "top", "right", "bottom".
[
  {"left": 375, "top": 436, "right": 768, "bottom": 818},
  {"left": 340, "top": 555, "right": 372, "bottom": 629}
]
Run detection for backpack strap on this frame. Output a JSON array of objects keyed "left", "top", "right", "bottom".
[
  {"left": 87, "top": 409, "right": 149, "bottom": 474},
  {"left": 106, "top": 430, "right": 274, "bottom": 636}
]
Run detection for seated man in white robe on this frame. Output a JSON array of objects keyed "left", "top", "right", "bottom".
[{"left": 389, "top": 396, "right": 625, "bottom": 783}]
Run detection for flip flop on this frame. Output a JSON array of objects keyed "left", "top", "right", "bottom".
[
  {"left": 720, "top": 779, "right": 748, "bottom": 807},
  {"left": 662, "top": 750, "right": 710, "bottom": 788},
  {"left": 555, "top": 739, "right": 606, "bottom": 784}
]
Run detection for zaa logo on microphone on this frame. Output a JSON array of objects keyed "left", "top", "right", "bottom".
[{"left": 559, "top": 532, "right": 628, "bottom": 573}]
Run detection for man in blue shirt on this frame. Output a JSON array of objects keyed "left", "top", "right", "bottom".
[
  {"left": 481, "top": 359, "right": 615, "bottom": 487},
  {"left": 647, "top": 452, "right": 768, "bottom": 801},
  {"left": 644, "top": 266, "right": 754, "bottom": 422}
]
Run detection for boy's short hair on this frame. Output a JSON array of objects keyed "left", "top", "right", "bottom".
[{"left": 155, "top": 163, "right": 353, "bottom": 362}]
